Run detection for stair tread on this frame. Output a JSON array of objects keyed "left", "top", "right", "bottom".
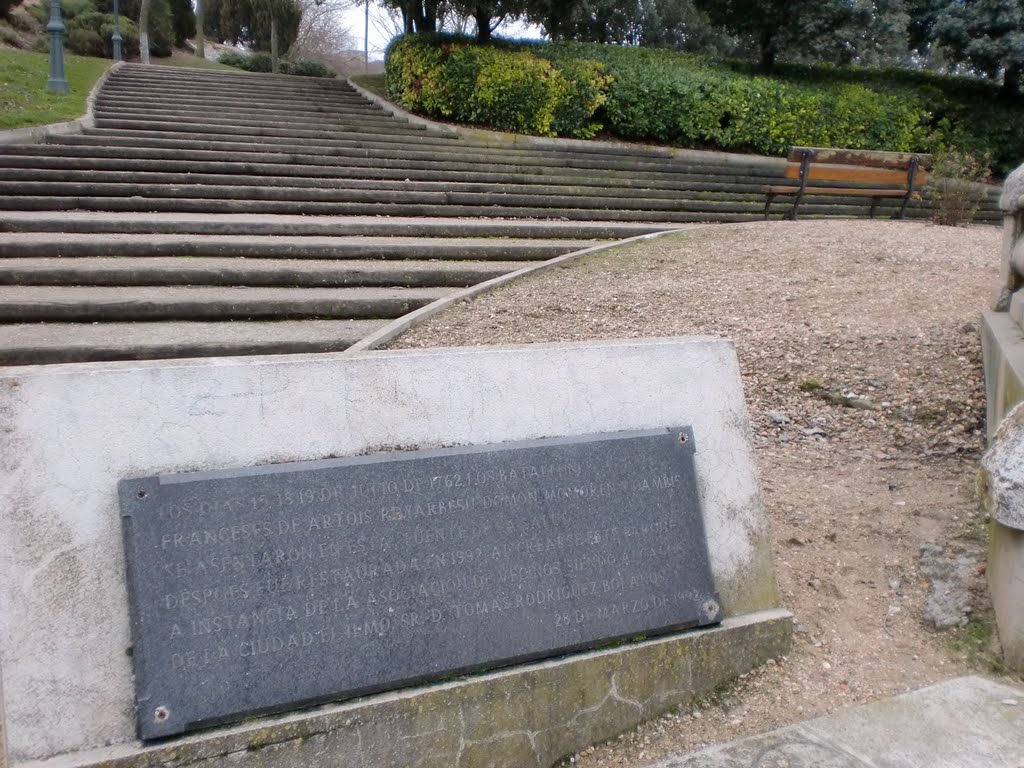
[
  {"left": 0, "top": 319, "right": 386, "bottom": 364},
  {"left": 0, "top": 257, "right": 531, "bottom": 286},
  {"left": 0, "top": 285, "right": 455, "bottom": 302},
  {"left": 0, "top": 212, "right": 675, "bottom": 238},
  {"left": 0, "top": 233, "right": 601, "bottom": 248}
]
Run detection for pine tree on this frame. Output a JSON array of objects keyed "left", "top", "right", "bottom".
[{"left": 933, "top": 0, "right": 1024, "bottom": 98}]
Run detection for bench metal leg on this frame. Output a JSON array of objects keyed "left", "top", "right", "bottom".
[
  {"left": 897, "top": 191, "right": 911, "bottom": 219},
  {"left": 764, "top": 193, "right": 774, "bottom": 220}
]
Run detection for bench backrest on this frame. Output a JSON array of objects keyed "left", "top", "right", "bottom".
[{"left": 785, "top": 147, "right": 932, "bottom": 187}]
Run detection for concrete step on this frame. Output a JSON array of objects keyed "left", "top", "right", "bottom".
[
  {"left": 79, "top": 125, "right": 462, "bottom": 152},
  {"left": 9, "top": 140, "right": 786, "bottom": 187},
  {"left": 643, "top": 676, "right": 1024, "bottom": 768},
  {"left": 0, "top": 233, "right": 597, "bottom": 260},
  {"left": 0, "top": 285, "right": 453, "bottom": 322},
  {"left": 41, "top": 131, "right": 785, "bottom": 183},
  {"left": 0, "top": 194, "right": 951, "bottom": 222},
  {"left": 93, "top": 95, "right": 394, "bottom": 119},
  {"left": 0, "top": 319, "right": 386, "bottom": 365},
  {"left": 91, "top": 109, "right": 414, "bottom": 134},
  {"left": 108, "top": 67, "right": 367, "bottom": 98},
  {"left": 0, "top": 257, "right": 528, "bottom": 288},
  {"left": 0, "top": 211, "right": 667, "bottom": 239},
  {"left": 92, "top": 115, "right": 433, "bottom": 137},
  {"left": 0, "top": 169, "right": 773, "bottom": 203},
  {"left": 0, "top": 212, "right": 670, "bottom": 240},
  {"left": 98, "top": 83, "right": 383, "bottom": 104},
  {"left": 0, "top": 155, "right": 775, "bottom": 196},
  {"left": 44, "top": 132, "right": 784, "bottom": 178},
  {"left": 13, "top": 145, "right": 781, "bottom": 192},
  {"left": 0, "top": 183, "right": 956, "bottom": 222},
  {"left": 0, "top": 180, "right": 768, "bottom": 210}
]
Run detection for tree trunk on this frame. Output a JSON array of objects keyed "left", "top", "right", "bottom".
[
  {"left": 138, "top": 0, "right": 150, "bottom": 64},
  {"left": 1001, "top": 63, "right": 1022, "bottom": 101},
  {"left": 195, "top": 0, "right": 204, "bottom": 58},
  {"left": 474, "top": 6, "right": 492, "bottom": 41},
  {"left": 547, "top": 6, "right": 571, "bottom": 39},
  {"left": 270, "top": 13, "right": 279, "bottom": 73},
  {"left": 758, "top": 29, "right": 776, "bottom": 71}
]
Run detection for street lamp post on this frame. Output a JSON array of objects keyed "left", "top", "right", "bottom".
[
  {"left": 111, "top": 0, "right": 123, "bottom": 61},
  {"left": 46, "top": 0, "right": 68, "bottom": 94}
]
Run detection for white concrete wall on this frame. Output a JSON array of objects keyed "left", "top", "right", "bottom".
[{"left": 0, "top": 338, "right": 778, "bottom": 764}]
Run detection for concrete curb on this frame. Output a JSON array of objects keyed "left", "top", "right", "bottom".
[
  {"left": 347, "top": 76, "right": 786, "bottom": 171},
  {"left": 0, "top": 61, "right": 121, "bottom": 146},
  {"left": 345, "top": 225, "right": 702, "bottom": 354}
]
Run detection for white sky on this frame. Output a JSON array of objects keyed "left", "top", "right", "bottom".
[{"left": 337, "top": 3, "right": 543, "bottom": 61}]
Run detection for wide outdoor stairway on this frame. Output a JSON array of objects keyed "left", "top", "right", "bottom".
[{"left": 0, "top": 64, "right": 1002, "bottom": 364}]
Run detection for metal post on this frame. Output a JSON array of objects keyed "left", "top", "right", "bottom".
[
  {"left": 112, "top": 0, "right": 123, "bottom": 62},
  {"left": 364, "top": 0, "right": 369, "bottom": 72},
  {"left": 46, "top": 0, "right": 68, "bottom": 94}
]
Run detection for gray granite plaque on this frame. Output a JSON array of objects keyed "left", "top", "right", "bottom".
[{"left": 120, "top": 427, "right": 721, "bottom": 740}]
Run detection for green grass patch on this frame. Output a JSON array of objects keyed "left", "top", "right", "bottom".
[
  {"left": 947, "top": 618, "right": 1006, "bottom": 674},
  {"left": 799, "top": 377, "right": 824, "bottom": 392},
  {"left": 153, "top": 53, "right": 236, "bottom": 71},
  {"left": 351, "top": 73, "right": 386, "bottom": 97},
  {"left": 0, "top": 47, "right": 111, "bottom": 129}
]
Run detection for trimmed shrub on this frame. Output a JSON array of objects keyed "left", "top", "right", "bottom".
[
  {"left": 216, "top": 49, "right": 246, "bottom": 68},
  {"left": 66, "top": 10, "right": 140, "bottom": 58},
  {"left": 386, "top": 35, "right": 1024, "bottom": 173},
  {"left": 218, "top": 51, "right": 270, "bottom": 72},
  {"left": 286, "top": 59, "right": 335, "bottom": 78},
  {"left": 386, "top": 34, "right": 610, "bottom": 138},
  {"left": 541, "top": 41, "right": 930, "bottom": 156},
  {"left": 218, "top": 51, "right": 335, "bottom": 77},
  {"left": 926, "top": 147, "right": 992, "bottom": 225},
  {"left": 0, "top": 21, "right": 20, "bottom": 45},
  {"left": 243, "top": 52, "right": 273, "bottom": 71}
]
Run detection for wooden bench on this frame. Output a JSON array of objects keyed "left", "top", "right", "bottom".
[{"left": 765, "top": 147, "right": 931, "bottom": 220}]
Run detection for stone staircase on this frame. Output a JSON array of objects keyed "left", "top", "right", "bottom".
[{"left": 0, "top": 64, "right": 1002, "bottom": 365}]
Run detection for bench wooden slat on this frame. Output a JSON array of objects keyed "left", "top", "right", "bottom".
[
  {"left": 783, "top": 164, "right": 929, "bottom": 185},
  {"left": 767, "top": 185, "right": 907, "bottom": 197},
  {"left": 786, "top": 146, "right": 933, "bottom": 171}
]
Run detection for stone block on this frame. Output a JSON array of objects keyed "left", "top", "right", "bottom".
[{"left": 0, "top": 338, "right": 784, "bottom": 766}]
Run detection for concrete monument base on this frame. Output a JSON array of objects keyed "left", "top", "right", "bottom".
[{"left": 0, "top": 338, "right": 786, "bottom": 766}]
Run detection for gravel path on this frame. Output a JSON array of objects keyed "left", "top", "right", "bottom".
[{"left": 388, "top": 220, "right": 1018, "bottom": 766}]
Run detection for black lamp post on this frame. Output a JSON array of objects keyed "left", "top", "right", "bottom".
[
  {"left": 46, "top": 0, "right": 68, "bottom": 94},
  {"left": 112, "top": 0, "right": 123, "bottom": 61}
]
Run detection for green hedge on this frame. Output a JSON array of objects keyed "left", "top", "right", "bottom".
[
  {"left": 218, "top": 50, "right": 336, "bottom": 78},
  {"left": 66, "top": 11, "right": 140, "bottom": 59},
  {"left": 537, "top": 42, "right": 928, "bottom": 156},
  {"left": 385, "top": 34, "right": 610, "bottom": 138},
  {"left": 386, "top": 35, "right": 1024, "bottom": 174}
]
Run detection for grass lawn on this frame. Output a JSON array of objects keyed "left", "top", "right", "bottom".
[
  {"left": 351, "top": 73, "right": 386, "bottom": 97},
  {"left": 153, "top": 50, "right": 237, "bottom": 71},
  {"left": 0, "top": 47, "right": 111, "bottom": 129}
]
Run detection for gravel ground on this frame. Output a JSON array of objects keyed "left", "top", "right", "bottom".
[{"left": 388, "top": 219, "right": 1020, "bottom": 766}]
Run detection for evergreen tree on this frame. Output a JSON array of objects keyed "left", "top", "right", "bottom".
[
  {"left": 933, "top": 0, "right": 1024, "bottom": 98},
  {"left": 168, "top": 0, "right": 196, "bottom": 44}
]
